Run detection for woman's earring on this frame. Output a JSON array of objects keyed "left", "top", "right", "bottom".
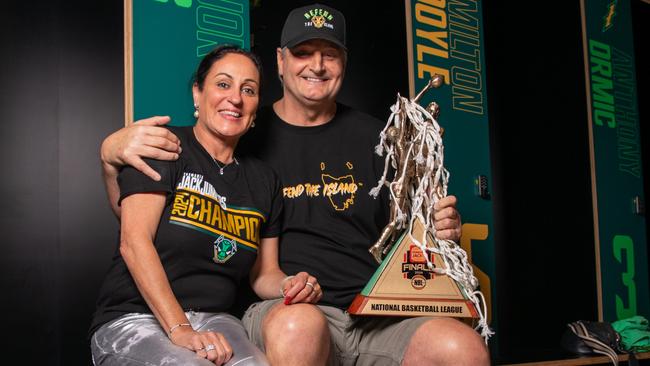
[
  {"left": 251, "top": 115, "right": 256, "bottom": 128},
  {"left": 193, "top": 104, "right": 199, "bottom": 119}
]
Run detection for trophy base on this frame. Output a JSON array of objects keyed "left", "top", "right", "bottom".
[
  {"left": 348, "top": 294, "right": 478, "bottom": 317},
  {"left": 348, "top": 218, "right": 479, "bottom": 318}
]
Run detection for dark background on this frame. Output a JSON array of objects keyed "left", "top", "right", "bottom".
[{"left": 0, "top": 1, "right": 648, "bottom": 364}]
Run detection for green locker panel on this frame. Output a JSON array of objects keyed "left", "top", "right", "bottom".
[
  {"left": 580, "top": 0, "right": 649, "bottom": 322},
  {"left": 127, "top": 0, "right": 250, "bottom": 126},
  {"left": 405, "top": 0, "right": 497, "bottom": 339}
]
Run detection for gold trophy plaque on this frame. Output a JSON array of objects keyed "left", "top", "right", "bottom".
[{"left": 348, "top": 75, "right": 486, "bottom": 325}]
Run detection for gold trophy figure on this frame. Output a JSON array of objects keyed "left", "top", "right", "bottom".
[{"left": 369, "top": 74, "right": 444, "bottom": 263}]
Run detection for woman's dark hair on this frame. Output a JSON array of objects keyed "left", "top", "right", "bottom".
[{"left": 193, "top": 45, "right": 263, "bottom": 91}]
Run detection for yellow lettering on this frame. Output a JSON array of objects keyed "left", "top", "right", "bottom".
[
  {"left": 226, "top": 213, "right": 235, "bottom": 233},
  {"left": 417, "top": 64, "right": 450, "bottom": 84},
  {"left": 419, "top": 0, "right": 445, "bottom": 6},
  {"left": 197, "top": 198, "right": 211, "bottom": 223},
  {"left": 245, "top": 216, "right": 251, "bottom": 240},
  {"left": 187, "top": 195, "right": 201, "bottom": 220},
  {"left": 283, "top": 185, "right": 305, "bottom": 198},
  {"left": 325, "top": 183, "right": 337, "bottom": 196},
  {"left": 296, "top": 185, "right": 305, "bottom": 196},
  {"left": 415, "top": 3, "right": 447, "bottom": 28},
  {"left": 234, "top": 216, "right": 245, "bottom": 236},
  {"left": 249, "top": 218, "right": 259, "bottom": 242},
  {"left": 416, "top": 31, "right": 448, "bottom": 55},
  {"left": 221, "top": 210, "right": 232, "bottom": 232},
  {"left": 333, "top": 183, "right": 342, "bottom": 195},
  {"left": 211, "top": 204, "right": 222, "bottom": 228},
  {"left": 171, "top": 192, "right": 189, "bottom": 216},
  {"left": 305, "top": 183, "right": 321, "bottom": 197}
]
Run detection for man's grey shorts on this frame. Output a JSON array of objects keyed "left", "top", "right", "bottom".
[{"left": 242, "top": 299, "right": 430, "bottom": 366}]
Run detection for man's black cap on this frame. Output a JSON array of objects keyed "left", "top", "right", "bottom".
[{"left": 280, "top": 3, "right": 346, "bottom": 50}]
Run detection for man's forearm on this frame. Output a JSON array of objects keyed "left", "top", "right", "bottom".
[{"left": 98, "top": 116, "right": 179, "bottom": 219}]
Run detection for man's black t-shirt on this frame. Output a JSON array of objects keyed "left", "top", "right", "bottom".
[{"left": 238, "top": 104, "right": 390, "bottom": 308}]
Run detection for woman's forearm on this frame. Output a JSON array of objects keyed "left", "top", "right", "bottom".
[{"left": 120, "top": 193, "right": 189, "bottom": 335}]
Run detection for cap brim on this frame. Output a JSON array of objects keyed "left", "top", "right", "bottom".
[{"left": 284, "top": 33, "right": 346, "bottom": 50}]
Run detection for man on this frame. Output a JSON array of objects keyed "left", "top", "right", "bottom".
[{"left": 100, "top": 4, "right": 489, "bottom": 365}]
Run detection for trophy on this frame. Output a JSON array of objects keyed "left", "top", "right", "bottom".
[{"left": 347, "top": 75, "right": 492, "bottom": 339}]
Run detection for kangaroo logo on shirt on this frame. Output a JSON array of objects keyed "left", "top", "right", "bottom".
[{"left": 213, "top": 236, "right": 237, "bottom": 263}]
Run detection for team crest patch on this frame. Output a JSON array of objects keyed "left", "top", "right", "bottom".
[{"left": 213, "top": 236, "right": 237, "bottom": 263}]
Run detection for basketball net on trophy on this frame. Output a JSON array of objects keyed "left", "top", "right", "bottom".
[{"left": 347, "top": 75, "right": 493, "bottom": 341}]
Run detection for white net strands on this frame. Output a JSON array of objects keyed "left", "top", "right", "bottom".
[{"left": 368, "top": 92, "right": 493, "bottom": 342}]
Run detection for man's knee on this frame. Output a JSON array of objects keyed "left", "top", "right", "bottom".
[
  {"left": 261, "top": 304, "right": 330, "bottom": 365},
  {"left": 405, "top": 318, "right": 490, "bottom": 366},
  {"left": 262, "top": 303, "right": 329, "bottom": 345}
]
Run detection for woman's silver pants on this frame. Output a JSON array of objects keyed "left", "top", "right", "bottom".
[{"left": 91, "top": 312, "right": 269, "bottom": 366}]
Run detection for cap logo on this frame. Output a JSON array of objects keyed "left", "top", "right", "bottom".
[
  {"left": 303, "top": 8, "right": 334, "bottom": 30},
  {"left": 312, "top": 15, "right": 325, "bottom": 28}
]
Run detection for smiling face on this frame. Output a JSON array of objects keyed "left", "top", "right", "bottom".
[
  {"left": 192, "top": 53, "right": 260, "bottom": 143},
  {"left": 277, "top": 39, "right": 345, "bottom": 108}
]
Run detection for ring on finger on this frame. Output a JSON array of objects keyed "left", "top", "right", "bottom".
[
  {"left": 305, "top": 282, "right": 314, "bottom": 289},
  {"left": 205, "top": 344, "right": 216, "bottom": 352}
]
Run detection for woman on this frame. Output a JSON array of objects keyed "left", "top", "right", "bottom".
[{"left": 89, "top": 45, "right": 322, "bottom": 366}]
